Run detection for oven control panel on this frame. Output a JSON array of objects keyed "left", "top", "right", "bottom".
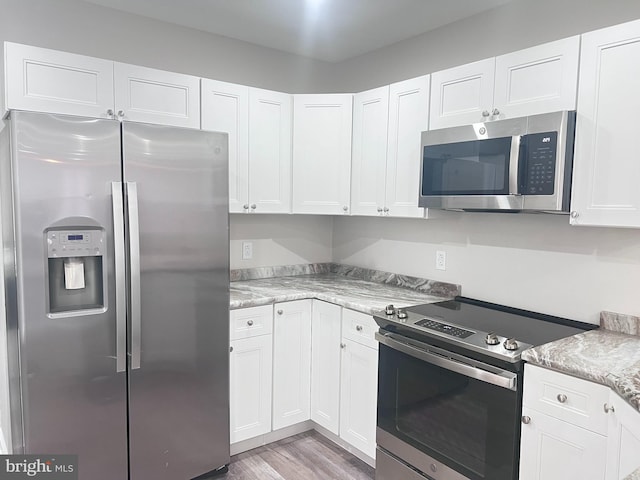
[{"left": 415, "top": 318, "right": 474, "bottom": 339}]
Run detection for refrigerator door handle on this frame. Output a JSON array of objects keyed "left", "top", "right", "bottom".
[
  {"left": 111, "top": 182, "right": 127, "bottom": 373},
  {"left": 126, "top": 182, "right": 142, "bottom": 370}
]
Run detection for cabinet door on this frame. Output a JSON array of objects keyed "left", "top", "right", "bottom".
[
  {"left": 201, "top": 79, "right": 249, "bottom": 213},
  {"left": 493, "top": 36, "right": 580, "bottom": 120},
  {"left": 272, "top": 300, "right": 312, "bottom": 430},
  {"left": 351, "top": 86, "right": 389, "bottom": 216},
  {"left": 248, "top": 88, "right": 292, "bottom": 214},
  {"left": 292, "top": 94, "right": 353, "bottom": 215},
  {"left": 229, "top": 335, "right": 272, "bottom": 444},
  {"left": 519, "top": 407, "right": 608, "bottom": 480},
  {"left": 114, "top": 63, "right": 200, "bottom": 128},
  {"left": 339, "top": 339, "right": 378, "bottom": 459},
  {"left": 385, "top": 76, "right": 429, "bottom": 218},
  {"left": 4, "top": 42, "right": 114, "bottom": 118},
  {"left": 571, "top": 19, "right": 640, "bottom": 228},
  {"left": 429, "top": 58, "right": 495, "bottom": 129},
  {"left": 606, "top": 394, "right": 640, "bottom": 480},
  {"left": 310, "top": 301, "right": 342, "bottom": 434}
]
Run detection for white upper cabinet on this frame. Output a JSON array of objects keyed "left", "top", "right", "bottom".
[
  {"left": 351, "top": 86, "right": 390, "bottom": 216},
  {"left": 201, "top": 80, "right": 292, "bottom": 214},
  {"left": 570, "top": 19, "right": 640, "bottom": 228},
  {"left": 493, "top": 36, "right": 580, "bottom": 120},
  {"left": 351, "top": 76, "right": 429, "bottom": 218},
  {"left": 385, "top": 76, "right": 430, "bottom": 218},
  {"left": 201, "top": 80, "right": 249, "bottom": 213},
  {"left": 248, "top": 88, "right": 292, "bottom": 214},
  {"left": 292, "top": 94, "right": 353, "bottom": 215},
  {"left": 430, "top": 58, "right": 496, "bottom": 130},
  {"left": 4, "top": 42, "right": 114, "bottom": 119},
  {"left": 113, "top": 63, "right": 200, "bottom": 128},
  {"left": 430, "top": 37, "right": 580, "bottom": 129}
]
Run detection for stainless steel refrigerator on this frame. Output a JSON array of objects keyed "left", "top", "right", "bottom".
[{"left": 0, "top": 111, "right": 230, "bottom": 479}]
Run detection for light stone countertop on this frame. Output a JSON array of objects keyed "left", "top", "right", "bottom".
[
  {"left": 522, "top": 329, "right": 640, "bottom": 413},
  {"left": 626, "top": 467, "right": 640, "bottom": 480}
]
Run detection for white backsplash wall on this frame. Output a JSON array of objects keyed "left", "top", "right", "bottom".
[
  {"left": 332, "top": 213, "right": 640, "bottom": 324},
  {"left": 230, "top": 214, "right": 333, "bottom": 270}
]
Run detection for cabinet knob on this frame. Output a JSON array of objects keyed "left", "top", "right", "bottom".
[
  {"left": 343, "top": 206, "right": 348, "bottom": 212},
  {"left": 229, "top": 346, "right": 233, "bottom": 353},
  {"left": 557, "top": 393, "right": 568, "bottom": 403},
  {"left": 117, "top": 110, "right": 125, "bottom": 118},
  {"left": 377, "top": 207, "right": 383, "bottom": 213},
  {"left": 383, "top": 207, "right": 389, "bottom": 213},
  {"left": 340, "top": 343, "right": 346, "bottom": 349},
  {"left": 107, "top": 109, "right": 114, "bottom": 118},
  {"left": 243, "top": 204, "right": 249, "bottom": 210},
  {"left": 604, "top": 403, "right": 615, "bottom": 414},
  {"left": 570, "top": 211, "right": 579, "bottom": 219},
  {"left": 356, "top": 325, "right": 363, "bottom": 332},
  {"left": 482, "top": 110, "right": 490, "bottom": 117},
  {"left": 246, "top": 320, "right": 254, "bottom": 326},
  {"left": 251, "top": 204, "right": 257, "bottom": 210},
  {"left": 277, "top": 309, "right": 283, "bottom": 315},
  {"left": 522, "top": 415, "right": 531, "bottom": 424},
  {"left": 492, "top": 108, "right": 500, "bottom": 116}
]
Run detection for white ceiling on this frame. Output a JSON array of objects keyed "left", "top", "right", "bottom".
[{"left": 80, "top": 0, "right": 513, "bottom": 62}]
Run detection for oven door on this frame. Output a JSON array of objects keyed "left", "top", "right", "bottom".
[{"left": 376, "top": 332, "right": 521, "bottom": 480}]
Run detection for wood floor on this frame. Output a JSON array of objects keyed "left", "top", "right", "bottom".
[{"left": 226, "top": 431, "right": 375, "bottom": 480}]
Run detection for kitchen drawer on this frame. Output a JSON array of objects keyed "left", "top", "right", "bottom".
[
  {"left": 523, "top": 364, "right": 610, "bottom": 435},
  {"left": 342, "top": 309, "right": 378, "bottom": 349},
  {"left": 230, "top": 305, "right": 273, "bottom": 340}
]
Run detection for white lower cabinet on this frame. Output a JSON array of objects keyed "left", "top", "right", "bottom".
[
  {"left": 520, "top": 364, "right": 640, "bottom": 480},
  {"left": 272, "top": 300, "right": 312, "bottom": 430}
]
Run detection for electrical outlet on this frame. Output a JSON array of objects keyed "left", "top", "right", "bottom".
[
  {"left": 435, "top": 250, "right": 446, "bottom": 271},
  {"left": 242, "top": 241, "right": 253, "bottom": 260}
]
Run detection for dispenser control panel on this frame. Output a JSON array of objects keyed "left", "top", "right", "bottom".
[{"left": 47, "top": 229, "right": 105, "bottom": 258}]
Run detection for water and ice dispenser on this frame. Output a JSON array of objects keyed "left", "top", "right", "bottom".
[{"left": 46, "top": 228, "right": 106, "bottom": 314}]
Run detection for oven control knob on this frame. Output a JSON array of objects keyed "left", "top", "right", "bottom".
[
  {"left": 396, "top": 309, "right": 408, "bottom": 319},
  {"left": 503, "top": 338, "right": 519, "bottom": 351},
  {"left": 385, "top": 304, "right": 396, "bottom": 315},
  {"left": 485, "top": 333, "right": 500, "bottom": 345}
]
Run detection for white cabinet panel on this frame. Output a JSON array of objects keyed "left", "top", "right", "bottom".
[
  {"left": 293, "top": 94, "right": 353, "bottom": 215},
  {"left": 339, "top": 339, "right": 378, "bottom": 459},
  {"left": 519, "top": 406, "right": 608, "bottom": 480},
  {"left": 5, "top": 42, "right": 114, "bottom": 118},
  {"left": 114, "top": 63, "right": 200, "bottom": 128},
  {"left": 429, "top": 58, "right": 495, "bottom": 129},
  {"left": 248, "top": 88, "right": 292, "bottom": 214},
  {"left": 385, "top": 76, "right": 429, "bottom": 218},
  {"left": 230, "top": 304, "right": 273, "bottom": 341},
  {"left": 229, "top": 334, "right": 273, "bottom": 444},
  {"left": 351, "top": 86, "right": 389, "bottom": 216},
  {"left": 341, "top": 308, "right": 378, "bottom": 350},
  {"left": 493, "top": 36, "right": 580, "bottom": 120},
  {"left": 606, "top": 393, "right": 640, "bottom": 480},
  {"left": 272, "top": 300, "right": 312, "bottom": 430},
  {"left": 310, "top": 300, "right": 342, "bottom": 434},
  {"left": 201, "top": 80, "right": 249, "bottom": 213},
  {"left": 571, "top": 19, "right": 640, "bottom": 228}
]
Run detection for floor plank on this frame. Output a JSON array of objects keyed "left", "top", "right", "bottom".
[{"left": 227, "top": 431, "right": 375, "bottom": 480}]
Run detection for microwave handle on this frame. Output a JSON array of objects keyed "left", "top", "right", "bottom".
[
  {"left": 509, "top": 135, "right": 522, "bottom": 195},
  {"left": 517, "top": 135, "right": 529, "bottom": 193}
]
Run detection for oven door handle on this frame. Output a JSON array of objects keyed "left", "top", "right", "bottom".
[{"left": 375, "top": 332, "right": 518, "bottom": 391}]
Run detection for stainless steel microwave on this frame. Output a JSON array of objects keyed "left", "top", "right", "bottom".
[{"left": 419, "top": 110, "right": 576, "bottom": 212}]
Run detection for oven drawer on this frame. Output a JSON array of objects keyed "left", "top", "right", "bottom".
[
  {"left": 376, "top": 448, "right": 428, "bottom": 480},
  {"left": 523, "top": 364, "right": 609, "bottom": 435},
  {"left": 230, "top": 305, "right": 273, "bottom": 340},
  {"left": 342, "top": 309, "right": 378, "bottom": 349}
]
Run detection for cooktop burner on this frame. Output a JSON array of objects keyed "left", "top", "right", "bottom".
[{"left": 374, "top": 296, "right": 597, "bottom": 364}]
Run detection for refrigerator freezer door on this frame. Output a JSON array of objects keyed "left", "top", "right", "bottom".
[
  {"left": 122, "top": 122, "right": 230, "bottom": 479},
  {"left": 6, "top": 112, "right": 127, "bottom": 479}
]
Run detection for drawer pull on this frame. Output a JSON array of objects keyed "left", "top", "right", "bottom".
[
  {"left": 604, "top": 403, "right": 615, "bottom": 414},
  {"left": 277, "top": 309, "right": 283, "bottom": 315},
  {"left": 356, "top": 325, "right": 363, "bottom": 332},
  {"left": 557, "top": 394, "right": 567, "bottom": 403},
  {"left": 247, "top": 320, "right": 254, "bottom": 326},
  {"left": 522, "top": 415, "right": 531, "bottom": 425}
]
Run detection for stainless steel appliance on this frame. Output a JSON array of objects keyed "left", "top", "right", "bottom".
[
  {"left": 419, "top": 110, "right": 576, "bottom": 212},
  {"left": 0, "top": 111, "right": 230, "bottom": 480},
  {"left": 373, "top": 297, "right": 596, "bottom": 480}
]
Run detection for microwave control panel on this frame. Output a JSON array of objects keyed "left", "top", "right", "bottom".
[{"left": 523, "top": 131, "right": 557, "bottom": 195}]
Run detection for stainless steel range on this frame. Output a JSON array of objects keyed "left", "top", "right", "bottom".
[{"left": 373, "top": 297, "right": 596, "bottom": 480}]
